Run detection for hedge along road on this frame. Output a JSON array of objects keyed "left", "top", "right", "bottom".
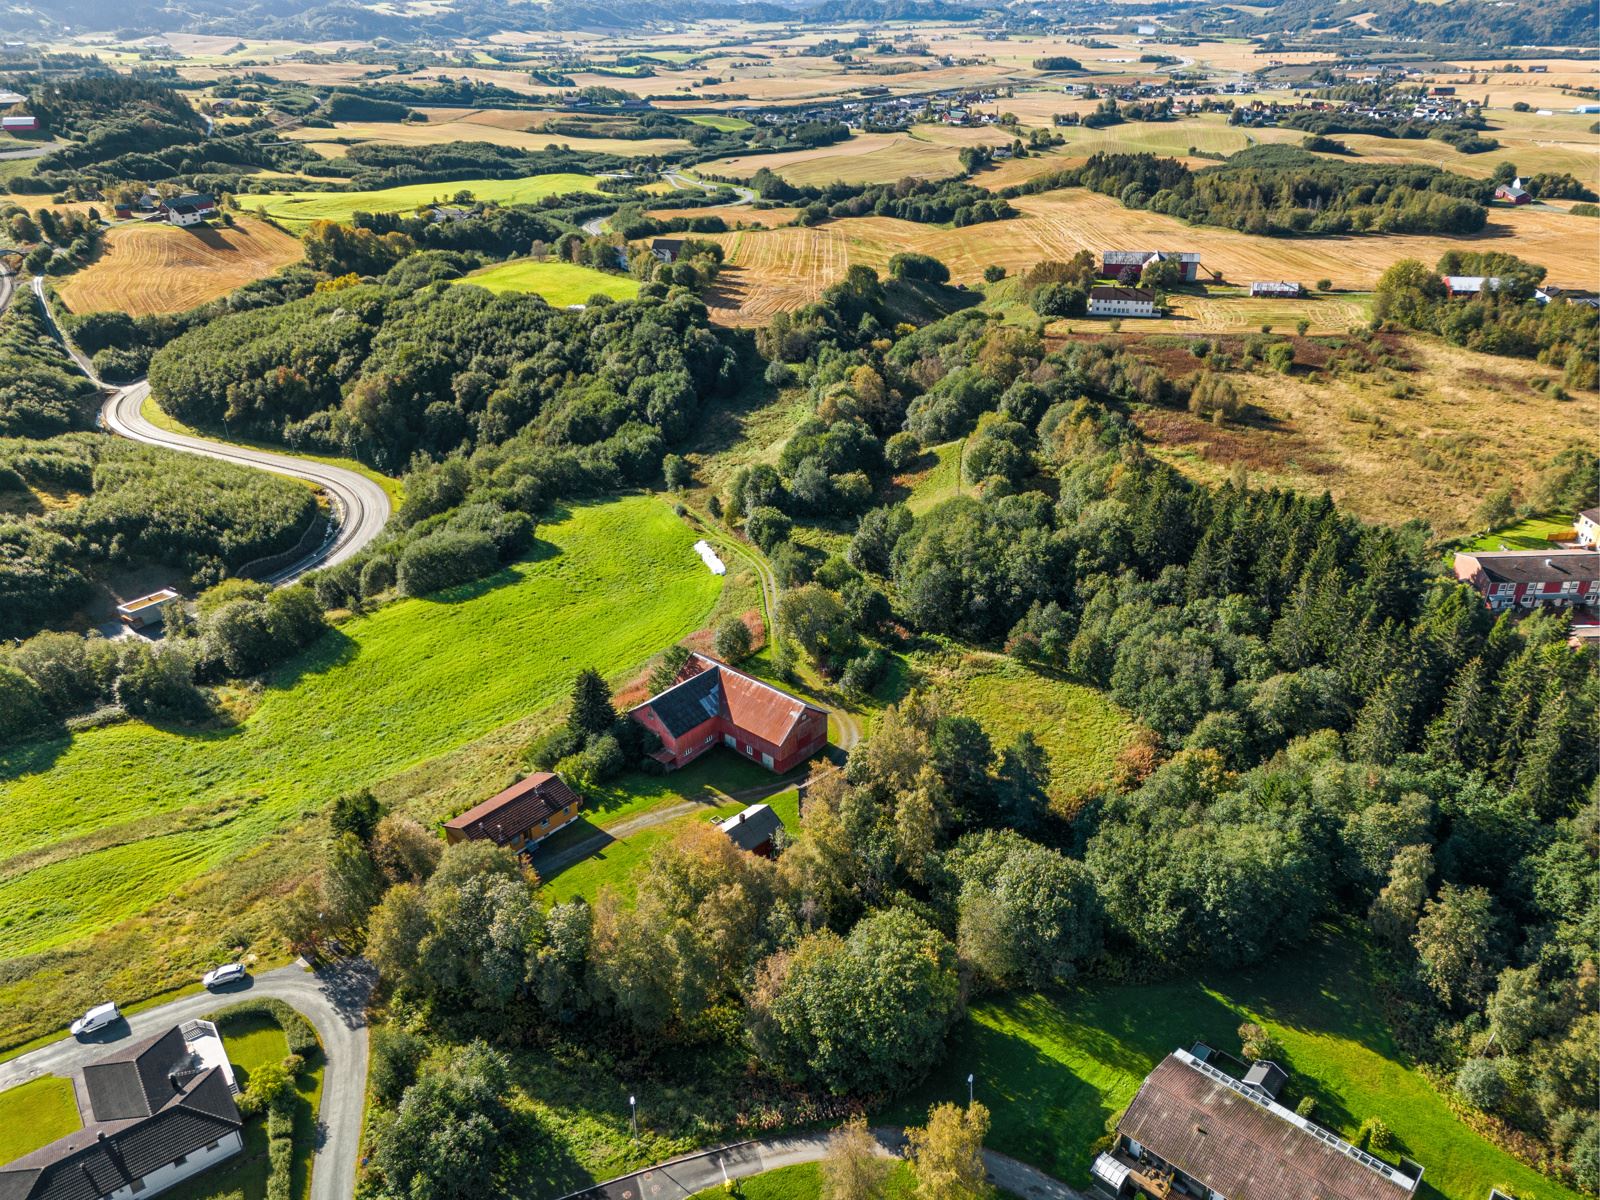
[
  {"left": 32, "top": 277, "right": 392, "bottom": 581},
  {"left": 0, "top": 960, "right": 375, "bottom": 1200}
]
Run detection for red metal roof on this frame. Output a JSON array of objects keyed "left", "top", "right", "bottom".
[
  {"left": 445, "top": 772, "right": 580, "bottom": 843},
  {"left": 687, "top": 653, "right": 826, "bottom": 748}
]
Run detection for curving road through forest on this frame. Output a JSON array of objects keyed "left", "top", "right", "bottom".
[{"left": 33, "top": 277, "right": 392, "bottom": 581}]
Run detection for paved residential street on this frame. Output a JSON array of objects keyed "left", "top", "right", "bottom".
[
  {"left": 0, "top": 960, "right": 374, "bottom": 1200},
  {"left": 560, "top": 1130, "right": 1087, "bottom": 1200}
]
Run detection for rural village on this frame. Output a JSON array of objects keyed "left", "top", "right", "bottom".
[{"left": 0, "top": 2, "right": 1595, "bottom": 1200}]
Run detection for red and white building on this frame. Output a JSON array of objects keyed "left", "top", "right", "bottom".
[
  {"left": 1102, "top": 250, "right": 1201, "bottom": 283},
  {"left": 629, "top": 652, "right": 828, "bottom": 774},
  {"left": 1453, "top": 549, "right": 1599, "bottom": 612}
]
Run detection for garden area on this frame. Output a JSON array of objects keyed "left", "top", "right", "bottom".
[
  {"left": 0, "top": 1075, "right": 79, "bottom": 1161},
  {"left": 166, "top": 999, "right": 324, "bottom": 1200}
]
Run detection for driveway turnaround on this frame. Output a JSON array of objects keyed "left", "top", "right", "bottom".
[
  {"left": 0, "top": 960, "right": 374, "bottom": 1200},
  {"left": 557, "top": 1129, "right": 1087, "bottom": 1200}
]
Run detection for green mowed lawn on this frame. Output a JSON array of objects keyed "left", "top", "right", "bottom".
[
  {"left": 0, "top": 496, "right": 722, "bottom": 961},
  {"left": 685, "top": 115, "right": 752, "bottom": 132},
  {"left": 541, "top": 785, "right": 799, "bottom": 904},
  {"left": 218, "top": 1013, "right": 289, "bottom": 1086},
  {"left": 458, "top": 259, "right": 640, "bottom": 307},
  {"left": 1455, "top": 514, "right": 1578, "bottom": 554},
  {"left": 888, "top": 934, "right": 1581, "bottom": 1200},
  {"left": 233, "top": 173, "right": 602, "bottom": 229},
  {"left": 935, "top": 655, "right": 1139, "bottom": 804},
  {"left": 899, "top": 440, "right": 964, "bottom": 515},
  {"left": 0, "top": 1075, "right": 79, "bottom": 1160},
  {"left": 692, "top": 1162, "right": 920, "bottom": 1200}
]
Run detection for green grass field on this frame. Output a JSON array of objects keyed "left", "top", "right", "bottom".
[
  {"left": 931, "top": 655, "right": 1139, "bottom": 807},
  {"left": 217, "top": 1013, "right": 289, "bottom": 1087},
  {"left": 693, "top": 1162, "right": 921, "bottom": 1200},
  {"left": 900, "top": 440, "right": 965, "bottom": 515},
  {"left": 888, "top": 933, "right": 1580, "bottom": 1200},
  {"left": 0, "top": 1075, "right": 79, "bottom": 1160},
  {"left": 1455, "top": 513, "right": 1577, "bottom": 553},
  {"left": 232, "top": 173, "right": 603, "bottom": 229},
  {"left": 0, "top": 496, "right": 722, "bottom": 963},
  {"left": 457, "top": 259, "right": 640, "bottom": 306},
  {"left": 686, "top": 114, "right": 752, "bottom": 132}
]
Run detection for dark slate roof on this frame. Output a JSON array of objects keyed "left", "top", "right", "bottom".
[
  {"left": 82, "top": 1025, "right": 189, "bottom": 1122},
  {"left": 718, "top": 803, "right": 783, "bottom": 852},
  {"left": 445, "top": 772, "right": 582, "bottom": 844},
  {"left": 1090, "top": 286, "right": 1154, "bottom": 302},
  {"left": 1119, "top": 1053, "right": 1415, "bottom": 1200},
  {"left": 1580, "top": 507, "right": 1600, "bottom": 524},
  {"left": 0, "top": 1066, "right": 241, "bottom": 1200},
  {"left": 640, "top": 667, "right": 724, "bottom": 738},
  {"left": 1457, "top": 549, "right": 1598, "bottom": 585}
]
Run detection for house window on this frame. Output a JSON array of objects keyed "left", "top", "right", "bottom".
[
  {"left": 744, "top": 744, "right": 754, "bottom": 757},
  {"left": 206, "top": 1141, "right": 220, "bottom": 1152},
  {"left": 724, "top": 734, "right": 736, "bottom": 748},
  {"left": 1562, "top": 580, "right": 1579, "bottom": 593},
  {"left": 761, "top": 753, "right": 774, "bottom": 769},
  {"left": 1495, "top": 582, "right": 1515, "bottom": 595},
  {"left": 131, "top": 1181, "right": 147, "bottom": 1195},
  {"left": 173, "top": 1154, "right": 188, "bottom": 1167}
]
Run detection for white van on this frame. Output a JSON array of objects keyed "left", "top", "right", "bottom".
[{"left": 70, "top": 1002, "right": 120, "bottom": 1036}]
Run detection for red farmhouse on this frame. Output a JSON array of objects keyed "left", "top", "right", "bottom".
[{"left": 630, "top": 652, "right": 828, "bottom": 774}]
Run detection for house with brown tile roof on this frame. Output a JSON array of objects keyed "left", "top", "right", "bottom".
[
  {"left": 444, "top": 772, "right": 582, "bottom": 853},
  {"left": 1091, "top": 1048, "right": 1422, "bottom": 1200},
  {"left": 629, "top": 653, "right": 828, "bottom": 775}
]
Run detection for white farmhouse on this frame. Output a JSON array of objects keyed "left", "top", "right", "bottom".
[{"left": 1088, "top": 286, "right": 1157, "bottom": 318}]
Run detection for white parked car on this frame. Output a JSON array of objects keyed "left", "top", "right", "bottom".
[
  {"left": 202, "top": 962, "right": 247, "bottom": 989},
  {"left": 70, "top": 1002, "right": 120, "bottom": 1036}
]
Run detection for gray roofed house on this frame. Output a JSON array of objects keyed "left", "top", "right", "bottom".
[
  {"left": 717, "top": 802, "right": 784, "bottom": 857},
  {"left": 645, "top": 667, "right": 726, "bottom": 739},
  {"left": 0, "top": 1026, "right": 244, "bottom": 1200}
]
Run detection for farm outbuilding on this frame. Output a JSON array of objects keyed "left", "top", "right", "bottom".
[
  {"left": 445, "top": 772, "right": 582, "bottom": 853},
  {"left": 1250, "top": 280, "right": 1302, "bottom": 298},
  {"left": 117, "top": 588, "right": 182, "bottom": 629}
]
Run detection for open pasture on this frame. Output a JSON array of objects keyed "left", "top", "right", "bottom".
[
  {"left": 1136, "top": 337, "right": 1597, "bottom": 536},
  {"left": 0, "top": 496, "right": 721, "bottom": 964},
  {"left": 56, "top": 217, "right": 303, "bottom": 316},
  {"left": 284, "top": 107, "right": 693, "bottom": 158},
  {"left": 233, "top": 172, "right": 603, "bottom": 228},
  {"left": 1096, "top": 289, "right": 1372, "bottom": 334},
  {"left": 456, "top": 258, "right": 640, "bottom": 306}
]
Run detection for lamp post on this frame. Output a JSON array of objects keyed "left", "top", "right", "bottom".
[
  {"left": 630, "top": 1094, "right": 638, "bottom": 1140},
  {"left": 967, "top": 1074, "right": 975, "bottom": 1106}
]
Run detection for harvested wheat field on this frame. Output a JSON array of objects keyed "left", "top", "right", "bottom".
[
  {"left": 57, "top": 218, "right": 303, "bottom": 317},
  {"left": 1135, "top": 338, "right": 1598, "bottom": 536},
  {"left": 647, "top": 204, "right": 802, "bottom": 227},
  {"left": 702, "top": 132, "right": 964, "bottom": 187},
  {"left": 703, "top": 188, "right": 1599, "bottom": 321}
]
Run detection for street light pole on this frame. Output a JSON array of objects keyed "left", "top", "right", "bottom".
[
  {"left": 967, "top": 1074, "right": 975, "bottom": 1106},
  {"left": 630, "top": 1094, "right": 638, "bottom": 1140}
]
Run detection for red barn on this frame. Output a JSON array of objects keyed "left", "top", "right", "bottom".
[{"left": 630, "top": 652, "right": 828, "bottom": 774}]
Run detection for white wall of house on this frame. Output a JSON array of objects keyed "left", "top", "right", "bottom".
[
  {"left": 1089, "top": 297, "right": 1156, "bottom": 317},
  {"left": 104, "top": 1130, "right": 243, "bottom": 1200},
  {"left": 169, "top": 209, "right": 206, "bottom": 227}
]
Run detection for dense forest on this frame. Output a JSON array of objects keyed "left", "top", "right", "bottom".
[
  {"left": 147, "top": 280, "right": 737, "bottom": 471},
  {"left": 1004, "top": 146, "right": 1491, "bottom": 236}
]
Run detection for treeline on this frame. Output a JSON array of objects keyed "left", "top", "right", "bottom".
[
  {"left": 28, "top": 74, "right": 207, "bottom": 171},
  {"left": 1375, "top": 253, "right": 1598, "bottom": 390},
  {"left": 747, "top": 168, "right": 1016, "bottom": 226},
  {"left": 148, "top": 281, "right": 736, "bottom": 472},
  {"left": 1003, "top": 147, "right": 1489, "bottom": 236},
  {"left": 0, "top": 296, "right": 99, "bottom": 438},
  {"left": 0, "top": 432, "right": 319, "bottom": 641}
]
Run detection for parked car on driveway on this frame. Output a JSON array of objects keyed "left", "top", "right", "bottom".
[
  {"left": 202, "top": 962, "right": 247, "bottom": 989},
  {"left": 70, "top": 1002, "right": 120, "bottom": 1036}
]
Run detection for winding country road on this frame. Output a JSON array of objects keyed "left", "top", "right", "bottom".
[
  {"left": 33, "top": 277, "right": 391, "bottom": 581},
  {"left": 558, "top": 1129, "right": 1087, "bottom": 1200},
  {"left": 0, "top": 961, "right": 374, "bottom": 1200}
]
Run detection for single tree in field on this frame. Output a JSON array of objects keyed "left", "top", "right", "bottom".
[
  {"left": 649, "top": 645, "right": 692, "bottom": 695},
  {"left": 570, "top": 667, "right": 616, "bottom": 738},
  {"left": 715, "top": 616, "right": 755, "bottom": 663},
  {"left": 330, "top": 787, "right": 381, "bottom": 843},
  {"left": 821, "top": 1115, "right": 891, "bottom": 1200},
  {"left": 905, "top": 1102, "right": 993, "bottom": 1200}
]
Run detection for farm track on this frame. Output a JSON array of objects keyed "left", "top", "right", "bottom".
[{"left": 33, "top": 277, "right": 391, "bottom": 582}]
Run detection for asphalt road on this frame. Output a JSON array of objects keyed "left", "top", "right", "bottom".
[
  {"left": 559, "top": 1129, "right": 1087, "bottom": 1200},
  {"left": 33, "top": 277, "right": 392, "bottom": 581},
  {"left": 0, "top": 960, "right": 374, "bottom": 1200}
]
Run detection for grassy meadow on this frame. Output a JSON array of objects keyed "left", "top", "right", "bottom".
[
  {"left": 233, "top": 173, "right": 603, "bottom": 229},
  {"left": 458, "top": 259, "right": 641, "bottom": 306},
  {"left": 1455, "top": 514, "right": 1578, "bottom": 553},
  {"left": 889, "top": 934, "right": 1583, "bottom": 1200},
  {"left": 0, "top": 496, "right": 722, "bottom": 966},
  {"left": 0, "top": 1075, "right": 79, "bottom": 1160}
]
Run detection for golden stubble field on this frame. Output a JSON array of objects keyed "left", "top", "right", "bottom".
[
  {"left": 700, "top": 189, "right": 1600, "bottom": 323},
  {"left": 57, "top": 217, "right": 304, "bottom": 316}
]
